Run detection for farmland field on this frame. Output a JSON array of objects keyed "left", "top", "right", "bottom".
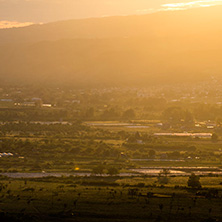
[{"left": 0, "top": 175, "right": 222, "bottom": 222}]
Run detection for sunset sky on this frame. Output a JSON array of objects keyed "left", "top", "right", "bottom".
[{"left": 0, "top": 0, "right": 222, "bottom": 28}]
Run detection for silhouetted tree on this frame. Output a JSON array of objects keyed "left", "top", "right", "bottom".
[
  {"left": 122, "top": 109, "right": 135, "bottom": 119},
  {"left": 107, "top": 167, "right": 119, "bottom": 176},
  {"left": 149, "top": 149, "right": 156, "bottom": 158},
  {"left": 211, "top": 133, "right": 218, "bottom": 143},
  {"left": 92, "top": 165, "right": 105, "bottom": 175},
  {"left": 158, "top": 169, "right": 170, "bottom": 184},
  {"left": 187, "top": 173, "right": 201, "bottom": 188}
]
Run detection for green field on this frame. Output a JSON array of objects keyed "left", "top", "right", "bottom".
[
  {"left": 0, "top": 175, "right": 222, "bottom": 222},
  {"left": 0, "top": 120, "right": 222, "bottom": 221}
]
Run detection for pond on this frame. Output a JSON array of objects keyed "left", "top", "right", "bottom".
[
  {"left": 130, "top": 167, "right": 222, "bottom": 176},
  {"left": 0, "top": 172, "right": 139, "bottom": 178},
  {"left": 0, "top": 166, "right": 221, "bottom": 178}
]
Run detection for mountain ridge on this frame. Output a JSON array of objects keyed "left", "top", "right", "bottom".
[
  {"left": 1, "top": 6, "right": 222, "bottom": 43},
  {"left": 0, "top": 6, "right": 222, "bottom": 86}
]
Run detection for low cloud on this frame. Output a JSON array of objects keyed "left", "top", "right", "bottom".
[
  {"left": 161, "top": 0, "right": 222, "bottom": 10},
  {"left": 0, "top": 21, "right": 33, "bottom": 29},
  {"left": 160, "top": 7, "right": 186, "bottom": 11}
]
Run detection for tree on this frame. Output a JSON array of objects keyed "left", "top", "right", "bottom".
[
  {"left": 162, "top": 107, "right": 184, "bottom": 125},
  {"left": 101, "top": 108, "right": 119, "bottom": 120},
  {"left": 85, "top": 107, "right": 94, "bottom": 119},
  {"left": 107, "top": 167, "right": 119, "bottom": 176},
  {"left": 148, "top": 149, "right": 156, "bottom": 158},
  {"left": 184, "top": 110, "right": 194, "bottom": 126},
  {"left": 122, "top": 109, "right": 135, "bottom": 120},
  {"left": 157, "top": 169, "right": 170, "bottom": 184},
  {"left": 92, "top": 165, "right": 105, "bottom": 175},
  {"left": 211, "top": 133, "right": 218, "bottom": 143},
  {"left": 187, "top": 173, "right": 201, "bottom": 188}
]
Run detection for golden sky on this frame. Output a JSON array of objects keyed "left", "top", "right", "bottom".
[{"left": 0, "top": 0, "right": 222, "bottom": 28}]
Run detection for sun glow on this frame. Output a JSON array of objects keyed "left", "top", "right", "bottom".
[
  {"left": 162, "top": 0, "right": 222, "bottom": 10},
  {"left": 0, "top": 21, "right": 33, "bottom": 29}
]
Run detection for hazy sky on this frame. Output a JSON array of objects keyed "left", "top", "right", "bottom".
[{"left": 0, "top": 0, "right": 222, "bottom": 28}]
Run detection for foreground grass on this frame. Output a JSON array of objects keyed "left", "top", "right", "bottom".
[{"left": 0, "top": 176, "right": 221, "bottom": 222}]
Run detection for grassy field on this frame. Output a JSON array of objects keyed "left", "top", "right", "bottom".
[
  {"left": 0, "top": 175, "right": 222, "bottom": 222},
  {"left": 0, "top": 120, "right": 222, "bottom": 221}
]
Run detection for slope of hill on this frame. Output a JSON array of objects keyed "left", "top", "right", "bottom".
[{"left": 0, "top": 6, "right": 222, "bottom": 86}]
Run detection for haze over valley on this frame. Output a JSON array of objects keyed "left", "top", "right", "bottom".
[
  {"left": 1, "top": 6, "right": 222, "bottom": 86},
  {"left": 1, "top": 3, "right": 222, "bottom": 222}
]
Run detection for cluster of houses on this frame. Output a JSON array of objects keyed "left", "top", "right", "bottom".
[
  {"left": 154, "top": 133, "right": 212, "bottom": 138},
  {"left": 195, "top": 121, "right": 217, "bottom": 129},
  {"left": 0, "top": 97, "right": 53, "bottom": 108}
]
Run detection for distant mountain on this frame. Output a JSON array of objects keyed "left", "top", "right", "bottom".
[{"left": 0, "top": 6, "right": 222, "bottom": 86}]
